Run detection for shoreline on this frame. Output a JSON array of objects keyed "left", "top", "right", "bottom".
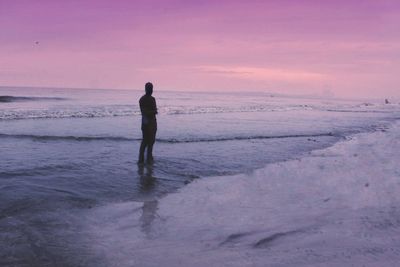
[{"left": 83, "top": 119, "right": 400, "bottom": 267}]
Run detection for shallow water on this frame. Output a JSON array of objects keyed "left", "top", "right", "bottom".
[{"left": 1, "top": 86, "right": 399, "bottom": 266}]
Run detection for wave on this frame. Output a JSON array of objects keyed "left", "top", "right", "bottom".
[
  {"left": 0, "top": 132, "right": 336, "bottom": 143},
  {"left": 0, "top": 133, "right": 135, "bottom": 142},
  {"left": 158, "top": 133, "right": 336, "bottom": 143},
  {"left": 0, "top": 107, "right": 139, "bottom": 120},
  {"left": 0, "top": 95, "right": 67, "bottom": 103},
  {"left": 1, "top": 103, "right": 397, "bottom": 121},
  {"left": 0, "top": 163, "right": 84, "bottom": 178},
  {"left": 324, "top": 109, "right": 393, "bottom": 113},
  {"left": 0, "top": 105, "right": 308, "bottom": 120}
]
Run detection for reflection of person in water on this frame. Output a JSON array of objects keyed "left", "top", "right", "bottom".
[
  {"left": 138, "top": 82, "right": 157, "bottom": 164},
  {"left": 140, "top": 199, "right": 158, "bottom": 236},
  {"left": 137, "top": 164, "right": 155, "bottom": 191},
  {"left": 137, "top": 164, "right": 158, "bottom": 236}
]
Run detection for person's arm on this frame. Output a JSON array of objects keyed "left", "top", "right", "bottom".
[{"left": 153, "top": 98, "right": 158, "bottom": 115}]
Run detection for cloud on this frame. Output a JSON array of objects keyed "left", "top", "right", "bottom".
[
  {"left": 197, "top": 65, "right": 327, "bottom": 82},
  {"left": 0, "top": 0, "right": 399, "bottom": 97}
]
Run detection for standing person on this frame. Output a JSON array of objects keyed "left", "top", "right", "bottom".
[{"left": 138, "top": 82, "right": 158, "bottom": 164}]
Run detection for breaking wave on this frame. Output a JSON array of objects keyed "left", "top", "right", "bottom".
[
  {"left": 0, "top": 133, "right": 336, "bottom": 143},
  {"left": 0, "top": 105, "right": 311, "bottom": 120},
  {"left": 1, "top": 105, "right": 395, "bottom": 121},
  {"left": 0, "top": 95, "right": 67, "bottom": 103},
  {"left": 0, "top": 106, "right": 139, "bottom": 120}
]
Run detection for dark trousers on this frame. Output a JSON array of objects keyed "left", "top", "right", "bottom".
[{"left": 139, "top": 123, "right": 157, "bottom": 162}]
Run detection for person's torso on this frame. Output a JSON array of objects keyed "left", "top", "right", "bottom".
[{"left": 139, "top": 95, "right": 157, "bottom": 124}]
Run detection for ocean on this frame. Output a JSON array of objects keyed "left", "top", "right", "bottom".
[{"left": 1, "top": 86, "right": 399, "bottom": 266}]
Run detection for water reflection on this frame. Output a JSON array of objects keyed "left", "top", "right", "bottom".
[
  {"left": 138, "top": 164, "right": 156, "bottom": 192},
  {"left": 137, "top": 164, "right": 158, "bottom": 237}
]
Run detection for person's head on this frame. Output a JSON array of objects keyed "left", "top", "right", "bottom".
[{"left": 145, "top": 82, "right": 153, "bottom": 95}]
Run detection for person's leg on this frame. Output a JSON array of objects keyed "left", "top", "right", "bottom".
[
  {"left": 138, "top": 128, "right": 147, "bottom": 163},
  {"left": 146, "top": 144, "right": 153, "bottom": 163},
  {"left": 138, "top": 141, "right": 146, "bottom": 163},
  {"left": 146, "top": 126, "right": 157, "bottom": 163}
]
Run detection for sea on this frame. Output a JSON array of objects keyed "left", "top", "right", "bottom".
[{"left": 1, "top": 86, "right": 399, "bottom": 266}]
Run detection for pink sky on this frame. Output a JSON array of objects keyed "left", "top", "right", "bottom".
[{"left": 0, "top": 0, "right": 399, "bottom": 98}]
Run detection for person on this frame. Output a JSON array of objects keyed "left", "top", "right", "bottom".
[{"left": 138, "top": 82, "right": 157, "bottom": 164}]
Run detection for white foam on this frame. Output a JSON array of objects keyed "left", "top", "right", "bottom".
[{"left": 83, "top": 121, "right": 400, "bottom": 266}]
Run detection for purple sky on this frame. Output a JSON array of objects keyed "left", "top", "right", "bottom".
[{"left": 1, "top": 0, "right": 399, "bottom": 98}]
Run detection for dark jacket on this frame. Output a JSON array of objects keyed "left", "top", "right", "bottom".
[{"left": 139, "top": 94, "right": 157, "bottom": 127}]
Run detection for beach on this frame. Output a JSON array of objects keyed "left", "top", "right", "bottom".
[
  {"left": 1, "top": 87, "right": 400, "bottom": 266},
  {"left": 85, "top": 120, "right": 400, "bottom": 267},
  {"left": 2, "top": 0, "right": 400, "bottom": 265}
]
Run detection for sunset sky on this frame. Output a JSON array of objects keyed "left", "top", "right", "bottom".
[{"left": 1, "top": 0, "right": 399, "bottom": 98}]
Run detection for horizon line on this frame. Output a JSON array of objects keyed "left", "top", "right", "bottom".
[{"left": 0, "top": 84, "right": 387, "bottom": 102}]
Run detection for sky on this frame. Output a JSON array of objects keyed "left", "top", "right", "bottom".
[{"left": 0, "top": 0, "right": 399, "bottom": 98}]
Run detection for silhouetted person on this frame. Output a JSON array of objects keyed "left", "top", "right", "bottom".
[{"left": 138, "top": 82, "right": 157, "bottom": 164}]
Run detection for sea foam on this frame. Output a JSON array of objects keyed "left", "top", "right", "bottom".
[{"left": 83, "top": 121, "right": 400, "bottom": 267}]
